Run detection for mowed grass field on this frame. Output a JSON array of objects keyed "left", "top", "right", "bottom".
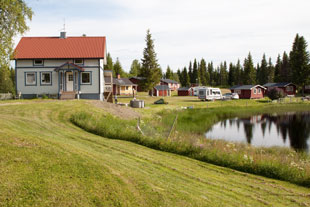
[{"left": 0, "top": 100, "right": 310, "bottom": 206}]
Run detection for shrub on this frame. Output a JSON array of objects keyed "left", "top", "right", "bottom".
[{"left": 267, "top": 88, "right": 285, "bottom": 100}]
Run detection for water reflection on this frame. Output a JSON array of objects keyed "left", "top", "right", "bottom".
[{"left": 205, "top": 112, "right": 310, "bottom": 152}]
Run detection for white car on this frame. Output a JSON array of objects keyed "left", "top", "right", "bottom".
[{"left": 222, "top": 93, "right": 239, "bottom": 100}]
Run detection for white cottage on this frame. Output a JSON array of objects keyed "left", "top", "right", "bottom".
[{"left": 13, "top": 32, "right": 108, "bottom": 100}]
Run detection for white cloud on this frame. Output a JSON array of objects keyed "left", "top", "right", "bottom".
[{"left": 17, "top": 0, "right": 310, "bottom": 72}]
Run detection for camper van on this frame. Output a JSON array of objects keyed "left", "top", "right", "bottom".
[
  {"left": 193, "top": 86, "right": 207, "bottom": 96},
  {"left": 198, "top": 88, "right": 222, "bottom": 101}
]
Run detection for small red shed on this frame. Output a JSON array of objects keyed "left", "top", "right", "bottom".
[
  {"left": 230, "top": 85, "right": 266, "bottom": 99},
  {"left": 263, "top": 83, "right": 296, "bottom": 96},
  {"left": 149, "top": 85, "right": 171, "bottom": 97},
  {"left": 177, "top": 87, "right": 194, "bottom": 96}
]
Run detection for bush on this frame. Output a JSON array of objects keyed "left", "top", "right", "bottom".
[{"left": 267, "top": 88, "right": 285, "bottom": 100}]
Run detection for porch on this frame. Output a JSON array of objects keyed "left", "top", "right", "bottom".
[{"left": 54, "top": 62, "right": 85, "bottom": 99}]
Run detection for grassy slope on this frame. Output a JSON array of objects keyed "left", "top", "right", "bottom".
[{"left": 0, "top": 100, "right": 310, "bottom": 207}]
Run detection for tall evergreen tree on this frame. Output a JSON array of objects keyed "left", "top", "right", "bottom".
[
  {"left": 165, "top": 65, "right": 173, "bottom": 79},
  {"left": 274, "top": 54, "right": 282, "bottom": 82},
  {"left": 188, "top": 61, "right": 193, "bottom": 84},
  {"left": 177, "top": 69, "right": 183, "bottom": 86},
  {"left": 192, "top": 59, "right": 199, "bottom": 85},
  {"left": 228, "top": 63, "right": 235, "bottom": 86},
  {"left": 140, "top": 29, "right": 162, "bottom": 91},
  {"left": 281, "top": 51, "right": 291, "bottom": 82},
  {"left": 208, "top": 62, "right": 214, "bottom": 86},
  {"left": 129, "top": 59, "right": 141, "bottom": 77},
  {"left": 258, "top": 54, "right": 268, "bottom": 85},
  {"left": 235, "top": 60, "right": 242, "bottom": 85},
  {"left": 267, "top": 58, "right": 275, "bottom": 83},
  {"left": 199, "top": 59, "right": 207, "bottom": 85},
  {"left": 243, "top": 53, "right": 256, "bottom": 85},
  {"left": 290, "top": 34, "right": 310, "bottom": 95},
  {"left": 113, "top": 58, "right": 127, "bottom": 78},
  {"left": 181, "top": 67, "right": 190, "bottom": 87}
]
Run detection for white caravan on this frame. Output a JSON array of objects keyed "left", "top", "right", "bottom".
[
  {"left": 198, "top": 87, "right": 222, "bottom": 101},
  {"left": 193, "top": 86, "right": 207, "bottom": 96}
]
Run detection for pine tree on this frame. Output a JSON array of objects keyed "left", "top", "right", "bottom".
[
  {"left": 243, "top": 53, "right": 256, "bottom": 85},
  {"left": 258, "top": 54, "right": 268, "bottom": 85},
  {"left": 281, "top": 52, "right": 291, "bottom": 82},
  {"left": 208, "top": 62, "right": 214, "bottom": 86},
  {"left": 177, "top": 69, "right": 183, "bottom": 86},
  {"left": 199, "top": 59, "right": 207, "bottom": 85},
  {"left": 181, "top": 67, "right": 190, "bottom": 87},
  {"left": 228, "top": 63, "right": 235, "bottom": 86},
  {"left": 235, "top": 60, "right": 242, "bottom": 85},
  {"left": 113, "top": 58, "right": 127, "bottom": 78},
  {"left": 165, "top": 66, "right": 173, "bottom": 79},
  {"left": 290, "top": 34, "right": 310, "bottom": 95},
  {"left": 219, "top": 62, "right": 228, "bottom": 86},
  {"left": 129, "top": 59, "right": 141, "bottom": 77},
  {"left": 267, "top": 58, "right": 275, "bottom": 83},
  {"left": 274, "top": 54, "right": 282, "bottom": 82},
  {"left": 140, "top": 29, "right": 162, "bottom": 91},
  {"left": 192, "top": 59, "right": 199, "bottom": 85},
  {"left": 105, "top": 53, "right": 114, "bottom": 71},
  {"left": 188, "top": 61, "right": 193, "bottom": 84}
]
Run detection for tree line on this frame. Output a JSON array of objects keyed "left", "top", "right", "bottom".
[{"left": 177, "top": 34, "right": 310, "bottom": 95}]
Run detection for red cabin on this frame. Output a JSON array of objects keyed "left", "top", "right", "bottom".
[
  {"left": 263, "top": 83, "right": 296, "bottom": 96},
  {"left": 177, "top": 87, "right": 194, "bottom": 96},
  {"left": 149, "top": 85, "right": 171, "bottom": 97},
  {"left": 230, "top": 85, "right": 266, "bottom": 99}
]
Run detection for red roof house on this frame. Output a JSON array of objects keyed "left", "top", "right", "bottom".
[{"left": 13, "top": 32, "right": 107, "bottom": 100}]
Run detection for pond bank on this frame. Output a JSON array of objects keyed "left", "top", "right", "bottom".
[{"left": 72, "top": 103, "right": 310, "bottom": 187}]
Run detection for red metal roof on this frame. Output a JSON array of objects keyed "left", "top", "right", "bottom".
[{"left": 14, "top": 36, "right": 106, "bottom": 59}]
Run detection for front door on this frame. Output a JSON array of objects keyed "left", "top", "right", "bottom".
[{"left": 66, "top": 72, "right": 74, "bottom": 91}]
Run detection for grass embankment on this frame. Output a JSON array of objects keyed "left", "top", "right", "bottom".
[
  {"left": 71, "top": 103, "right": 310, "bottom": 187},
  {"left": 1, "top": 100, "right": 310, "bottom": 206}
]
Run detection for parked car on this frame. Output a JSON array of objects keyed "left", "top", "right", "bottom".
[{"left": 222, "top": 93, "right": 239, "bottom": 100}]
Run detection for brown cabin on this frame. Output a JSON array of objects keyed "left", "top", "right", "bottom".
[
  {"left": 177, "top": 87, "right": 194, "bottom": 96},
  {"left": 149, "top": 85, "right": 171, "bottom": 97},
  {"left": 263, "top": 83, "right": 296, "bottom": 96}
]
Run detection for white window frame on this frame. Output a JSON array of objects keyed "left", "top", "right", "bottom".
[
  {"left": 25, "top": 72, "right": 37, "bottom": 86},
  {"left": 34, "top": 59, "right": 44, "bottom": 66},
  {"left": 41, "top": 72, "right": 52, "bottom": 85},
  {"left": 81, "top": 72, "right": 91, "bottom": 84},
  {"left": 74, "top": 59, "right": 83, "bottom": 65},
  {"left": 258, "top": 88, "right": 261, "bottom": 94},
  {"left": 235, "top": 90, "right": 241, "bottom": 95},
  {"left": 253, "top": 88, "right": 257, "bottom": 94}
]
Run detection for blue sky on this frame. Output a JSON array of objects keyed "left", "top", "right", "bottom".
[{"left": 17, "top": 0, "right": 310, "bottom": 72}]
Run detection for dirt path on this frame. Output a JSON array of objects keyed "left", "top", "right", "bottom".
[{"left": 88, "top": 100, "right": 140, "bottom": 120}]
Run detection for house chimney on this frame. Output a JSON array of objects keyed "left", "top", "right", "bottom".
[
  {"left": 117, "top": 74, "right": 121, "bottom": 79},
  {"left": 60, "top": 31, "right": 66, "bottom": 39}
]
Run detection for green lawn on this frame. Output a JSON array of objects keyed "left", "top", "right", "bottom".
[{"left": 0, "top": 100, "right": 310, "bottom": 206}]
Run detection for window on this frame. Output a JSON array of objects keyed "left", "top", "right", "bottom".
[
  {"left": 68, "top": 74, "right": 73, "bottom": 81},
  {"left": 253, "top": 88, "right": 257, "bottom": 94},
  {"left": 41, "top": 72, "right": 52, "bottom": 85},
  {"left": 286, "top": 86, "right": 293, "bottom": 92},
  {"left": 81, "top": 72, "right": 91, "bottom": 84},
  {"left": 235, "top": 90, "right": 241, "bottom": 94},
  {"left": 74, "top": 59, "right": 83, "bottom": 65},
  {"left": 258, "top": 88, "right": 261, "bottom": 94},
  {"left": 126, "top": 86, "right": 129, "bottom": 90},
  {"left": 25, "top": 72, "right": 36, "bottom": 85},
  {"left": 34, "top": 59, "right": 43, "bottom": 66}
]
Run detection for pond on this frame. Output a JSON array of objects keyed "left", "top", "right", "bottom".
[{"left": 205, "top": 112, "right": 310, "bottom": 152}]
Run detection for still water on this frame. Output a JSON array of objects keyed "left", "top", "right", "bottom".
[{"left": 205, "top": 112, "right": 310, "bottom": 152}]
